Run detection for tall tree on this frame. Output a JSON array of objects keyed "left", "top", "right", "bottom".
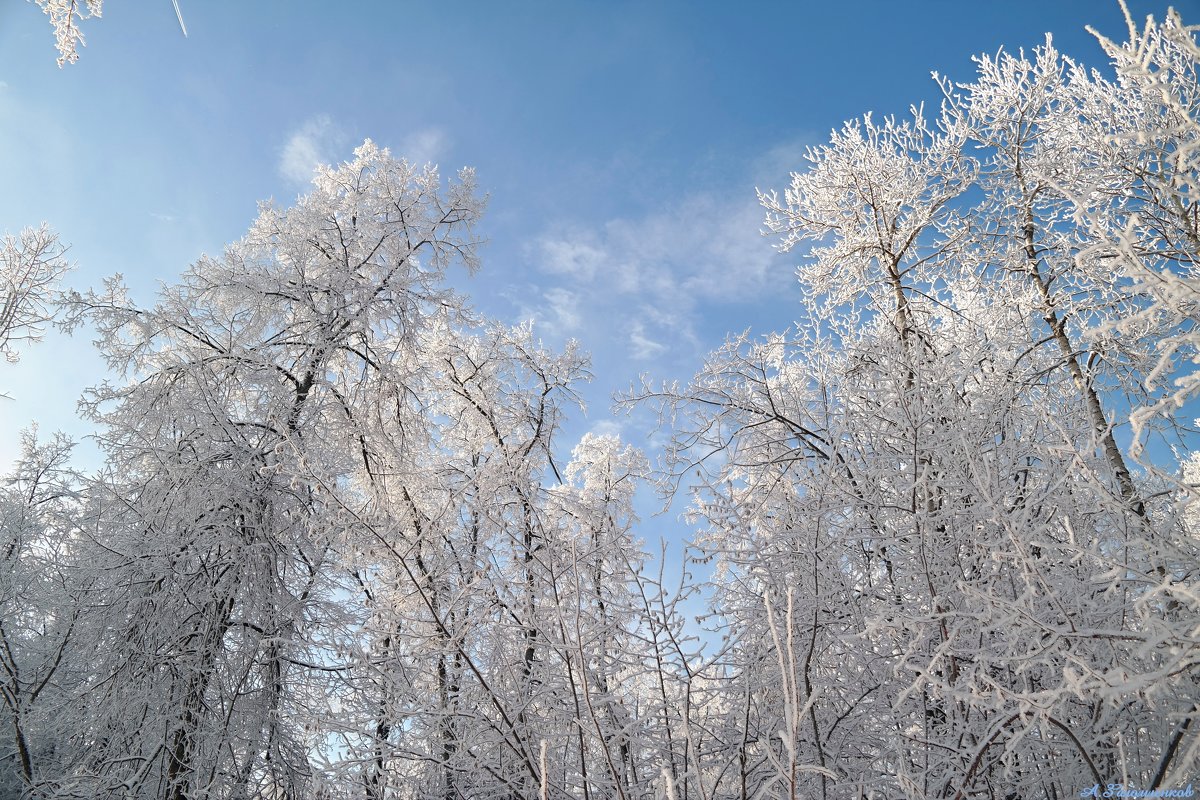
[
  {"left": 634, "top": 9, "right": 1200, "bottom": 799},
  {"left": 55, "top": 140, "right": 484, "bottom": 799},
  {"left": 0, "top": 429, "right": 84, "bottom": 799}
]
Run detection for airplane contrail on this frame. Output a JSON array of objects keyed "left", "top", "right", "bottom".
[{"left": 171, "top": 0, "right": 188, "bottom": 38}]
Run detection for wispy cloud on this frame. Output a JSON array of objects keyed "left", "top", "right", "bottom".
[
  {"left": 505, "top": 285, "right": 583, "bottom": 342},
  {"left": 532, "top": 190, "right": 782, "bottom": 361},
  {"left": 279, "top": 115, "right": 342, "bottom": 185},
  {"left": 535, "top": 192, "right": 776, "bottom": 303},
  {"left": 587, "top": 419, "right": 624, "bottom": 439},
  {"left": 397, "top": 128, "right": 448, "bottom": 166},
  {"left": 537, "top": 235, "right": 606, "bottom": 283},
  {"left": 628, "top": 320, "right": 667, "bottom": 360},
  {"left": 543, "top": 287, "right": 582, "bottom": 334},
  {"left": 751, "top": 137, "right": 815, "bottom": 188}
]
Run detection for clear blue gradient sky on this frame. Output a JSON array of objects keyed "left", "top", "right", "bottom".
[{"left": 0, "top": 0, "right": 1176, "bottom": 483}]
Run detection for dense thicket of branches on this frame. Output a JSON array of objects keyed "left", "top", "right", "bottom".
[{"left": 1, "top": 7, "right": 1198, "bottom": 800}]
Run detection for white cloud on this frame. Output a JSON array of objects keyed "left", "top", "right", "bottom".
[
  {"left": 587, "top": 419, "right": 625, "bottom": 439},
  {"left": 537, "top": 235, "right": 606, "bottom": 282},
  {"left": 503, "top": 285, "right": 582, "bottom": 342},
  {"left": 532, "top": 190, "right": 781, "bottom": 366},
  {"left": 543, "top": 287, "right": 581, "bottom": 334},
  {"left": 751, "top": 137, "right": 816, "bottom": 187},
  {"left": 640, "top": 302, "right": 700, "bottom": 351},
  {"left": 397, "top": 128, "right": 447, "bottom": 166},
  {"left": 536, "top": 192, "right": 777, "bottom": 307},
  {"left": 629, "top": 320, "right": 666, "bottom": 360},
  {"left": 279, "top": 114, "right": 341, "bottom": 185}
]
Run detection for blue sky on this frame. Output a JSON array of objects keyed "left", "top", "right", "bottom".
[{"left": 0, "top": 0, "right": 1173, "bottom": 490}]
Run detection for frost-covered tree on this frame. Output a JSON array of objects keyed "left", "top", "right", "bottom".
[
  {"left": 1076, "top": 6, "right": 1200, "bottom": 459},
  {"left": 31, "top": 140, "right": 673, "bottom": 800},
  {"left": 633, "top": 7, "right": 1200, "bottom": 799},
  {"left": 51, "top": 141, "right": 485, "bottom": 799},
  {"left": 0, "top": 226, "right": 69, "bottom": 370},
  {"left": 322, "top": 319, "right": 592, "bottom": 799},
  {"left": 0, "top": 429, "right": 85, "bottom": 799},
  {"left": 29, "top": 0, "right": 189, "bottom": 67},
  {"left": 29, "top": 0, "right": 103, "bottom": 66},
  {"left": 6, "top": 5, "right": 1197, "bottom": 800},
  {"left": 543, "top": 433, "right": 655, "bottom": 798}
]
